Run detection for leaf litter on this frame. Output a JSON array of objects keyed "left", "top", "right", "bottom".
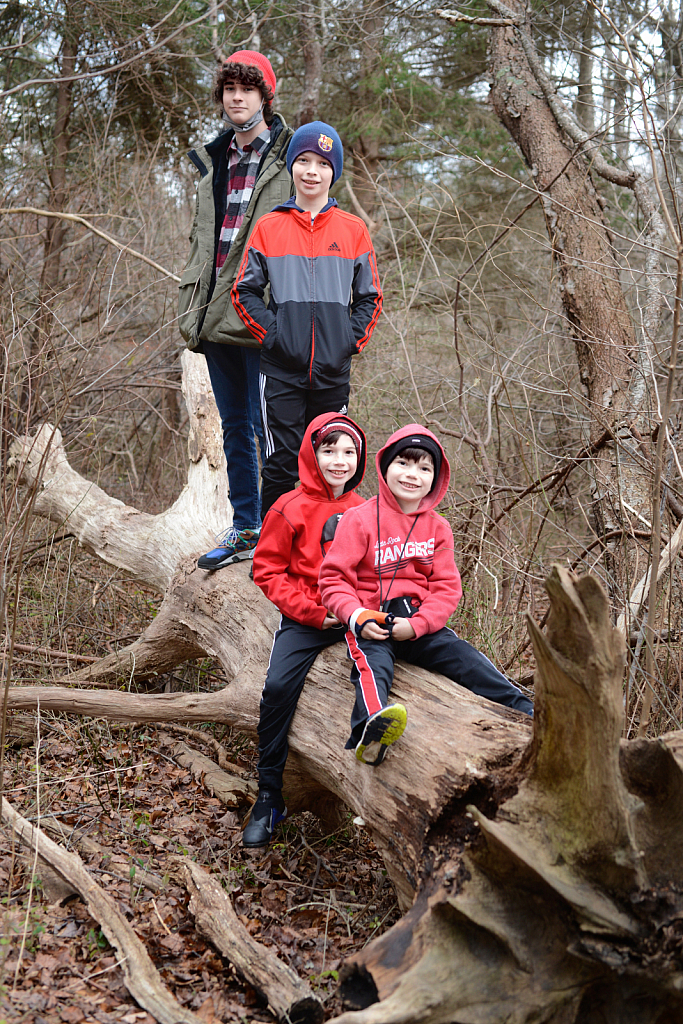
[{"left": 1, "top": 717, "right": 400, "bottom": 1023}]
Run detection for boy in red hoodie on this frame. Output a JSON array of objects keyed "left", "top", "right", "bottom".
[
  {"left": 319, "top": 425, "right": 533, "bottom": 766},
  {"left": 245, "top": 412, "right": 367, "bottom": 846}
]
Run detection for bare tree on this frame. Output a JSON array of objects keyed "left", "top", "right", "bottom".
[{"left": 296, "top": 0, "right": 324, "bottom": 126}]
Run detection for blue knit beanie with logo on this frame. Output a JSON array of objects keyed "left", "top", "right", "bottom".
[{"left": 286, "top": 121, "right": 343, "bottom": 184}]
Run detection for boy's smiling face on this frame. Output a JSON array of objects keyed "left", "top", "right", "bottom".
[
  {"left": 292, "top": 151, "right": 334, "bottom": 210},
  {"left": 316, "top": 433, "right": 358, "bottom": 497},
  {"left": 385, "top": 453, "right": 434, "bottom": 513}
]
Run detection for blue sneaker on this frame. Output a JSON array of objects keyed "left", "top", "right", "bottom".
[
  {"left": 197, "top": 527, "right": 260, "bottom": 570},
  {"left": 243, "top": 789, "right": 287, "bottom": 848}
]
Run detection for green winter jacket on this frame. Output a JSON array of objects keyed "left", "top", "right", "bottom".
[{"left": 178, "top": 115, "right": 294, "bottom": 351}]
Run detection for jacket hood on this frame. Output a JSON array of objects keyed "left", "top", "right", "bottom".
[
  {"left": 376, "top": 424, "right": 450, "bottom": 514},
  {"left": 300, "top": 412, "right": 366, "bottom": 500}
]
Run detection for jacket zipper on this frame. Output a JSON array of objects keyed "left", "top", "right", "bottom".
[{"left": 309, "top": 214, "right": 315, "bottom": 385}]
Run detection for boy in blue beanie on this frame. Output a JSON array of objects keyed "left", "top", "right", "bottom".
[{"left": 232, "top": 121, "right": 383, "bottom": 517}]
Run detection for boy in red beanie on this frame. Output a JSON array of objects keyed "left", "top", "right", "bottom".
[
  {"left": 178, "top": 51, "right": 295, "bottom": 570},
  {"left": 232, "top": 120, "right": 382, "bottom": 521},
  {"left": 244, "top": 413, "right": 367, "bottom": 847},
  {"left": 319, "top": 426, "right": 533, "bottom": 767}
]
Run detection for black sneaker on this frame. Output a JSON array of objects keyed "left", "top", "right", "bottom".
[{"left": 242, "top": 789, "right": 287, "bottom": 848}]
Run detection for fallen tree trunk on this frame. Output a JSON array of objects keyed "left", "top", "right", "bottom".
[
  {"left": 8, "top": 349, "right": 227, "bottom": 593},
  {"left": 182, "top": 858, "right": 324, "bottom": 1024},
  {"left": 4, "top": 562, "right": 532, "bottom": 911},
  {"left": 162, "top": 735, "right": 257, "bottom": 806},
  {"left": 11, "top": 567, "right": 683, "bottom": 1021},
  {"left": 10, "top": 346, "right": 683, "bottom": 1019}
]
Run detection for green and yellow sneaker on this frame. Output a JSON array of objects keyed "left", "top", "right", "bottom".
[{"left": 355, "top": 703, "right": 407, "bottom": 766}]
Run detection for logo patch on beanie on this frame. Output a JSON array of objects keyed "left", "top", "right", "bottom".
[{"left": 318, "top": 134, "right": 333, "bottom": 152}]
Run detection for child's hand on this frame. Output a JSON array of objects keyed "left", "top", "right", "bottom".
[
  {"left": 322, "top": 614, "right": 341, "bottom": 629},
  {"left": 360, "top": 620, "right": 391, "bottom": 640},
  {"left": 390, "top": 617, "right": 416, "bottom": 641}
]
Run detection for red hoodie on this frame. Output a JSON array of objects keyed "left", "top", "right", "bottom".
[
  {"left": 318, "top": 425, "right": 462, "bottom": 638},
  {"left": 252, "top": 413, "right": 367, "bottom": 628}
]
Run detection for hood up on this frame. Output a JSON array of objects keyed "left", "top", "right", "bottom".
[
  {"left": 375, "top": 423, "right": 450, "bottom": 515},
  {"left": 299, "top": 412, "right": 367, "bottom": 501}
]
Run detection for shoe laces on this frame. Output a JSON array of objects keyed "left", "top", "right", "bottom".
[{"left": 215, "top": 526, "right": 239, "bottom": 547}]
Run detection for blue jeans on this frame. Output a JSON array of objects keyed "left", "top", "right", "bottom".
[{"left": 203, "top": 341, "right": 264, "bottom": 532}]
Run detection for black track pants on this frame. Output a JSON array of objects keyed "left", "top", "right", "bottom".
[
  {"left": 259, "top": 374, "right": 350, "bottom": 519},
  {"left": 258, "top": 615, "right": 347, "bottom": 791},
  {"left": 345, "top": 626, "right": 533, "bottom": 748}
]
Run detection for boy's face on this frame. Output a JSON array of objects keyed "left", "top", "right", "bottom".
[
  {"left": 385, "top": 453, "right": 434, "bottom": 511},
  {"left": 292, "top": 151, "right": 333, "bottom": 205},
  {"left": 316, "top": 434, "right": 358, "bottom": 496},
  {"left": 222, "top": 80, "right": 263, "bottom": 126}
]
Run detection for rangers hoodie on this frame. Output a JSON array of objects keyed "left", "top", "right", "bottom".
[
  {"left": 318, "top": 425, "right": 462, "bottom": 638},
  {"left": 252, "top": 412, "right": 367, "bottom": 628}
]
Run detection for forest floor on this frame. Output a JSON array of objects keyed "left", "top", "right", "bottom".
[
  {"left": 0, "top": 518, "right": 539, "bottom": 1024},
  {"left": 1, "top": 715, "right": 401, "bottom": 1023}
]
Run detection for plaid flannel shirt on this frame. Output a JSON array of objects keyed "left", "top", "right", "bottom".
[{"left": 215, "top": 128, "right": 271, "bottom": 276}]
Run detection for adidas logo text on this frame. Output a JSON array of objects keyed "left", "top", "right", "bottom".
[{"left": 328, "top": 242, "right": 340, "bottom": 251}]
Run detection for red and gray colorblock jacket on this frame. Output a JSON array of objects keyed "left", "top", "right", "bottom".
[{"left": 231, "top": 198, "right": 382, "bottom": 388}]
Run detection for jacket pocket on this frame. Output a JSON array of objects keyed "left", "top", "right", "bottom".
[
  {"left": 177, "top": 261, "right": 208, "bottom": 346},
  {"left": 312, "top": 314, "right": 354, "bottom": 378},
  {"left": 345, "top": 318, "right": 358, "bottom": 357},
  {"left": 268, "top": 305, "right": 310, "bottom": 372}
]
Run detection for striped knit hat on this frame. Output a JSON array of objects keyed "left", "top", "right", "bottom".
[{"left": 312, "top": 420, "right": 363, "bottom": 458}]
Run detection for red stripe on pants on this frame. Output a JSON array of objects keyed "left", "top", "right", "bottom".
[{"left": 346, "top": 631, "right": 383, "bottom": 717}]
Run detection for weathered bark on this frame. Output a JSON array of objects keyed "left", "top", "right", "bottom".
[
  {"left": 161, "top": 736, "right": 257, "bottom": 807},
  {"left": 26, "top": 2, "right": 81, "bottom": 420},
  {"left": 182, "top": 859, "right": 324, "bottom": 1024},
  {"left": 160, "top": 737, "right": 259, "bottom": 806},
  {"left": 296, "top": 0, "right": 324, "bottom": 127},
  {"left": 348, "top": 0, "right": 384, "bottom": 225},
  {"left": 332, "top": 568, "right": 683, "bottom": 1023},
  {"left": 39, "top": 19, "right": 79, "bottom": 305},
  {"left": 575, "top": 4, "right": 595, "bottom": 133},
  {"left": 484, "top": 1, "right": 656, "bottom": 617},
  {"left": 8, "top": 350, "right": 227, "bottom": 593}
]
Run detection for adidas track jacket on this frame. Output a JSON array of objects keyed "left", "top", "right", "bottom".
[{"left": 231, "top": 198, "right": 382, "bottom": 388}]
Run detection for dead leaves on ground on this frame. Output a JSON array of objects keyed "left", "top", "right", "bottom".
[{"left": 1, "top": 718, "right": 399, "bottom": 1023}]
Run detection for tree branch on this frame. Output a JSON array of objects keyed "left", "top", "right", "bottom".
[
  {"left": 0, "top": 207, "right": 181, "bottom": 282},
  {"left": 435, "top": 8, "right": 515, "bottom": 26}
]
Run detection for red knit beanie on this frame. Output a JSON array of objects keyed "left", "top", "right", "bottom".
[{"left": 225, "top": 50, "right": 277, "bottom": 96}]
